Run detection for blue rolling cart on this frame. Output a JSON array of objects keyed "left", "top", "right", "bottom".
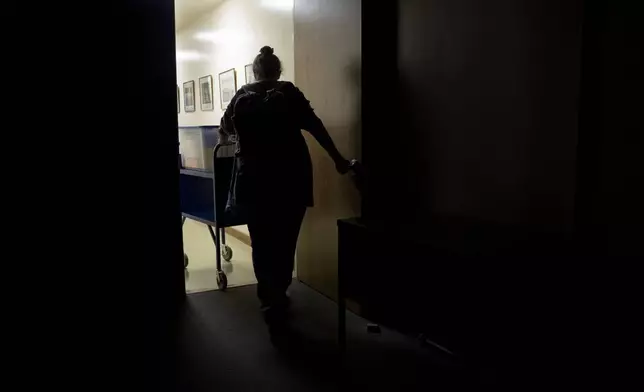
[{"left": 180, "top": 141, "right": 246, "bottom": 291}]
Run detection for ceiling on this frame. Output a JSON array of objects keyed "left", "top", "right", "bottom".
[{"left": 175, "top": 0, "right": 226, "bottom": 31}]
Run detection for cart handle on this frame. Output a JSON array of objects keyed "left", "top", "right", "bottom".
[
  {"left": 213, "top": 139, "right": 237, "bottom": 157},
  {"left": 211, "top": 140, "right": 238, "bottom": 222}
]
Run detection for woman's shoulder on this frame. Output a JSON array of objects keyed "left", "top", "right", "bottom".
[
  {"left": 277, "top": 82, "right": 308, "bottom": 101},
  {"left": 240, "top": 81, "right": 291, "bottom": 91},
  {"left": 238, "top": 81, "right": 301, "bottom": 97},
  {"left": 277, "top": 81, "right": 298, "bottom": 91},
  {"left": 237, "top": 83, "right": 263, "bottom": 96}
]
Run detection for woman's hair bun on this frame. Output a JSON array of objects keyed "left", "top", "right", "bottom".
[{"left": 259, "top": 46, "right": 274, "bottom": 56}]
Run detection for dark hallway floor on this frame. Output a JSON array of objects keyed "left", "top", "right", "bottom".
[{"left": 175, "top": 281, "right": 474, "bottom": 391}]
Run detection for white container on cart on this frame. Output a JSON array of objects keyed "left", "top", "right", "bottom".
[{"left": 178, "top": 126, "right": 220, "bottom": 171}]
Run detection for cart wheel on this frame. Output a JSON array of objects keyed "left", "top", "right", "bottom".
[
  {"left": 184, "top": 253, "right": 189, "bottom": 268},
  {"left": 216, "top": 271, "right": 228, "bottom": 291},
  {"left": 222, "top": 245, "right": 233, "bottom": 262}
]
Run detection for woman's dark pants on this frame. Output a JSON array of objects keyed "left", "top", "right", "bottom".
[{"left": 247, "top": 204, "right": 306, "bottom": 323}]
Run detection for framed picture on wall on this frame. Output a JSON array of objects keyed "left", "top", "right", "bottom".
[
  {"left": 183, "top": 80, "right": 195, "bottom": 113},
  {"left": 177, "top": 85, "right": 180, "bottom": 113},
  {"left": 218, "top": 68, "right": 237, "bottom": 110},
  {"left": 198, "top": 75, "right": 214, "bottom": 111},
  {"left": 244, "top": 64, "right": 256, "bottom": 84}
]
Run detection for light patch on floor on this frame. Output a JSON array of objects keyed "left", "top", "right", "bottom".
[{"left": 183, "top": 218, "right": 257, "bottom": 293}]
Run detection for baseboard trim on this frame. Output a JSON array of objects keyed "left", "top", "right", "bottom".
[{"left": 225, "top": 227, "right": 251, "bottom": 247}]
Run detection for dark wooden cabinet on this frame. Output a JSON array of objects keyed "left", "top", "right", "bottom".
[{"left": 338, "top": 217, "right": 574, "bottom": 365}]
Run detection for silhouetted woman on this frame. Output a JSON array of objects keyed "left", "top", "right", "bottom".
[{"left": 219, "top": 46, "right": 350, "bottom": 338}]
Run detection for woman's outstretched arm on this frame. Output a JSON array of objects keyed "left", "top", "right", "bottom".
[
  {"left": 306, "top": 116, "right": 350, "bottom": 174},
  {"left": 293, "top": 87, "right": 350, "bottom": 174}
]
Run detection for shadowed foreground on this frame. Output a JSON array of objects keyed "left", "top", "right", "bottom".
[{"left": 175, "top": 281, "right": 473, "bottom": 391}]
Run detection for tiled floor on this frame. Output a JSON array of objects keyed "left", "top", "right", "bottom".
[{"left": 182, "top": 218, "right": 257, "bottom": 293}]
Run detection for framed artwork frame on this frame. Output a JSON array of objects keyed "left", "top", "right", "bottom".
[
  {"left": 244, "top": 64, "right": 256, "bottom": 84},
  {"left": 177, "top": 85, "right": 180, "bottom": 113},
  {"left": 218, "top": 68, "right": 237, "bottom": 110},
  {"left": 183, "top": 80, "right": 195, "bottom": 113},
  {"left": 198, "top": 75, "right": 214, "bottom": 111}
]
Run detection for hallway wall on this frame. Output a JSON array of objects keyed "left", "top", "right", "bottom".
[
  {"left": 293, "top": 0, "right": 361, "bottom": 299},
  {"left": 176, "top": 0, "right": 295, "bottom": 126}
]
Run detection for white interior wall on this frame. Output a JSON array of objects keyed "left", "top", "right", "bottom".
[{"left": 176, "top": 0, "right": 295, "bottom": 126}]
